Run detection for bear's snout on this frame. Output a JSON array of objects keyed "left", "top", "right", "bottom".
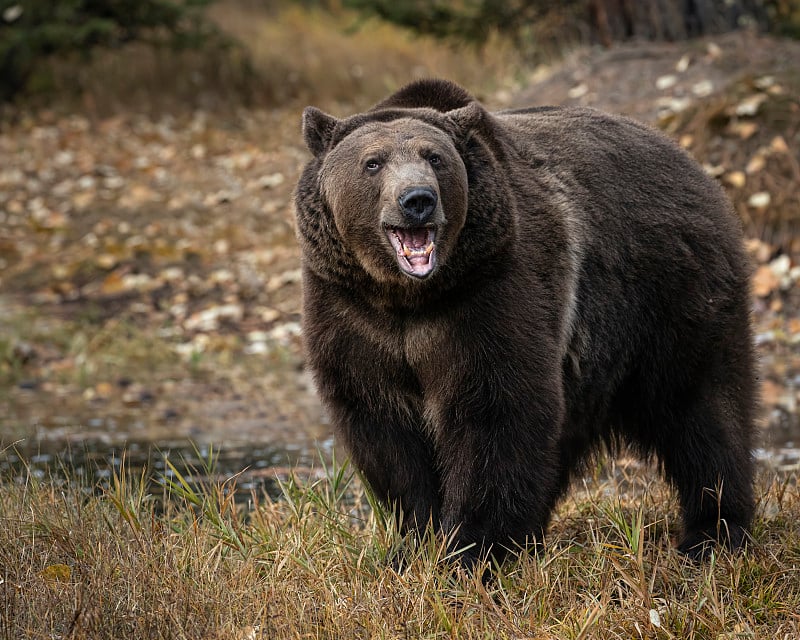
[{"left": 398, "top": 187, "right": 438, "bottom": 225}]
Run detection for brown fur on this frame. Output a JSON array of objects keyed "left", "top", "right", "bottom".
[{"left": 294, "top": 79, "right": 756, "bottom": 566}]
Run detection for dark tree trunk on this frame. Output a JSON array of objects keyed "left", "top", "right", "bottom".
[{"left": 588, "top": 0, "right": 768, "bottom": 45}]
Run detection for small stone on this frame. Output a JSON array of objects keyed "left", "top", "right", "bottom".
[
  {"left": 567, "top": 84, "right": 588, "bottom": 99},
  {"left": 706, "top": 42, "right": 722, "bottom": 60},
  {"left": 656, "top": 74, "right": 677, "bottom": 90},
  {"left": 747, "top": 192, "right": 771, "bottom": 209},
  {"left": 691, "top": 80, "right": 713, "bottom": 97}
]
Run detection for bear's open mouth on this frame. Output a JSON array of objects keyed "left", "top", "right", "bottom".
[{"left": 385, "top": 226, "right": 437, "bottom": 278}]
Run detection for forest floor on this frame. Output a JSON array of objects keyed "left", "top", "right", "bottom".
[{"left": 1, "top": 30, "right": 799, "bottom": 480}]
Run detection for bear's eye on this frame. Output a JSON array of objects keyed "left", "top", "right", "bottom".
[
  {"left": 364, "top": 159, "right": 382, "bottom": 174},
  {"left": 428, "top": 154, "right": 442, "bottom": 167}
]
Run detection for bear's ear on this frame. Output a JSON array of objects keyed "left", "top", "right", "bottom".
[
  {"left": 302, "top": 107, "right": 339, "bottom": 157},
  {"left": 446, "top": 101, "right": 485, "bottom": 139}
]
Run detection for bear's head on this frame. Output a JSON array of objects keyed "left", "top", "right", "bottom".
[
  {"left": 296, "top": 81, "right": 513, "bottom": 301},
  {"left": 306, "top": 110, "right": 472, "bottom": 280}
]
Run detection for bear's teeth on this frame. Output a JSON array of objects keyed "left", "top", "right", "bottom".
[{"left": 403, "top": 243, "right": 434, "bottom": 258}]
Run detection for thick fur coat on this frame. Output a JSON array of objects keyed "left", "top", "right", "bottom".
[{"left": 294, "top": 79, "right": 756, "bottom": 564}]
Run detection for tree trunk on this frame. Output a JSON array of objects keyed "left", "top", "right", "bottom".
[{"left": 588, "top": 0, "right": 768, "bottom": 45}]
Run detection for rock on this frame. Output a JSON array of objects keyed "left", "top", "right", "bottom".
[
  {"left": 655, "top": 74, "right": 677, "bottom": 90},
  {"left": 748, "top": 192, "right": 771, "bottom": 209}
]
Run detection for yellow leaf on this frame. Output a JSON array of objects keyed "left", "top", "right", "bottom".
[
  {"left": 745, "top": 154, "right": 766, "bottom": 175},
  {"left": 752, "top": 264, "right": 779, "bottom": 297},
  {"left": 723, "top": 171, "right": 746, "bottom": 189},
  {"left": 769, "top": 136, "right": 789, "bottom": 154},
  {"left": 40, "top": 564, "right": 71, "bottom": 584},
  {"left": 727, "top": 121, "right": 758, "bottom": 140}
]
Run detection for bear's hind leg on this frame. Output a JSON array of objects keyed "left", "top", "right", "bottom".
[{"left": 653, "top": 380, "right": 755, "bottom": 561}]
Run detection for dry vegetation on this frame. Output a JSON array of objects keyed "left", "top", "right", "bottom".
[
  {"left": 1, "top": 456, "right": 799, "bottom": 639},
  {"left": 29, "top": 1, "right": 520, "bottom": 117}
]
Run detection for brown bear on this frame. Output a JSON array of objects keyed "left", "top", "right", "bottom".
[{"left": 294, "top": 79, "right": 756, "bottom": 566}]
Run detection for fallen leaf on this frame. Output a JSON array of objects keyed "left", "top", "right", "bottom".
[
  {"left": 769, "top": 254, "right": 791, "bottom": 279},
  {"left": 735, "top": 93, "right": 768, "bottom": 117},
  {"left": 727, "top": 121, "right": 758, "bottom": 140},
  {"left": 96, "top": 253, "right": 118, "bottom": 269},
  {"left": 744, "top": 238, "right": 772, "bottom": 263},
  {"left": 119, "top": 184, "right": 159, "bottom": 208},
  {"left": 40, "top": 564, "right": 72, "bottom": 584},
  {"left": 752, "top": 264, "right": 779, "bottom": 297},
  {"left": 761, "top": 379, "right": 781, "bottom": 406},
  {"left": 769, "top": 136, "right": 789, "bottom": 154},
  {"left": 745, "top": 154, "right": 766, "bottom": 174},
  {"left": 258, "top": 172, "right": 285, "bottom": 189},
  {"left": 754, "top": 75, "right": 775, "bottom": 90},
  {"left": 703, "top": 163, "right": 725, "bottom": 177},
  {"left": 100, "top": 270, "right": 127, "bottom": 295},
  {"left": 723, "top": 171, "right": 746, "bottom": 188},
  {"left": 95, "top": 381, "right": 114, "bottom": 398}
]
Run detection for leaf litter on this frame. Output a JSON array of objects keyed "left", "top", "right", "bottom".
[{"left": 1, "top": 31, "right": 799, "bottom": 474}]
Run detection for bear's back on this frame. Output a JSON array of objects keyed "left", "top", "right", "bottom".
[{"left": 495, "top": 106, "right": 736, "bottom": 236}]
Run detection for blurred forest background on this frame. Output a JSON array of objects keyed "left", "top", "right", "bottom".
[{"left": 1, "top": 0, "right": 800, "bottom": 480}]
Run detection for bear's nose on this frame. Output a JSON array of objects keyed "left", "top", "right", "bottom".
[{"left": 398, "top": 187, "right": 438, "bottom": 224}]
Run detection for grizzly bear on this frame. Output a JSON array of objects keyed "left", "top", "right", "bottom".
[{"left": 294, "top": 79, "right": 756, "bottom": 565}]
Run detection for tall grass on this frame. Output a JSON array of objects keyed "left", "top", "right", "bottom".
[
  {"left": 31, "top": 0, "right": 521, "bottom": 117},
  {"left": 1, "top": 452, "right": 798, "bottom": 639}
]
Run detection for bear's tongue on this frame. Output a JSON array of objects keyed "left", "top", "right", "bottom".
[{"left": 387, "top": 226, "right": 437, "bottom": 278}]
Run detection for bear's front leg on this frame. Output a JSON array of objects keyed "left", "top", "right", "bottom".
[
  {"left": 308, "top": 331, "right": 441, "bottom": 532},
  {"left": 427, "top": 342, "right": 565, "bottom": 565},
  {"left": 326, "top": 390, "right": 441, "bottom": 533},
  {"left": 303, "top": 279, "right": 442, "bottom": 533}
]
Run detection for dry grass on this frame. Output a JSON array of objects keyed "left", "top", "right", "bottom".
[
  {"left": 30, "top": 0, "right": 520, "bottom": 117},
  {"left": 1, "top": 453, "right": 798, "bottom": 639}
]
